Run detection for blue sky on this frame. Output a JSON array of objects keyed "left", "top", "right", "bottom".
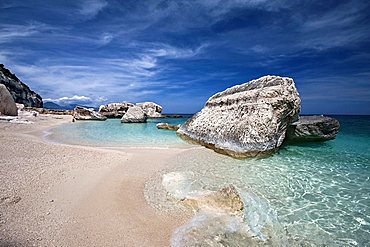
[{"left": 1, "top": 0, "right": 369, "bottom": 114}]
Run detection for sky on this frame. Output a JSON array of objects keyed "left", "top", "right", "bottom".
[{"left": 0, "top": 0, "right": 369, "bottom": 114}]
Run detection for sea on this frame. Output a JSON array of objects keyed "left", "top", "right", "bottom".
[{"left": 47, "top": 115, "right": 370, "bottom": 246}]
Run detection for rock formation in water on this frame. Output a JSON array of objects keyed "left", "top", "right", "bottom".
[
  {"left": 136, "top": 102, "right": 163, "bottom": 118},
  {"left": 0, "top": 64, "right": 43, "bottom": 107},
  {"left": 99, "top": 102, "right": 134, "bottom": 118},
  {"left": 286, "top": 115, "right": 340, "bottom": 142},
  {"left": 121, "top": 106, "right": 147, "bottom": 123},
  {"left": 73, "top": 106, "right": 107, "bottom": 121},
  {"left": 99, "top": 101, "right": 163, "bottom": 118},
  {"left": 0, "top": 84, "right": 18, "bottom": 116},
  {"left": 177, "top": 75, "right": 301, "bottom": 157},
  {"left": 156, "top": 122, "right": 181, "bottom": 131}
]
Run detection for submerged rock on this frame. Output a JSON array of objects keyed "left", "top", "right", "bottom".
[
  {"left": 121, "top": 106, "right": 147, "bottom": 123},
  {"left": 136, "top": 102, "right": 163, "bottom": 118},
  {"left": 161, "top": 171, "right": 286, "bottom": 246},
  {"left": 183, "top": 185, "right": 245, "bottom": 214},
  {"left": 156, "top": 122, "right": 181, "bottom": 131},
  {"left": 0, "top": 84, "right": 18, "bottom": 116},
  {"left": 177, "top": 75, "right": 301, "bottom": 157},
  {"left": 0, "top": 64, "right": 43, "bottom": 107},
  {"left": 73, "top": 106, "right": 107, "bottom": 121},
  {"left": 99, "top": 102, "right": 134, "bottom": 118},
  {"left": 286, "top": 115, "right": 340, "bottom": 142}
]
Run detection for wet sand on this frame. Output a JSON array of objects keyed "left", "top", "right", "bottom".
[{"left": 0, "top": 114, "right": 189, "bottom": 246}]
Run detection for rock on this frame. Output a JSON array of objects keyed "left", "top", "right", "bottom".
[
  {"left": 99, "top": 102, "right": 134, "bottom": 118},
  {"left": 286, "top": 115, "right": 340, "bottom": 142},
  {"left": 73, "top": 106, "right": 107, "bottom": 121},
  {"left": 184, "top": 185, "right": 244, "bottom": 214},
  {"left": 156, "top": 122, "right": 181, "bottom": 131},
  {"left": 136, "top": 102, "right": 163, "bottom": 118},
  {"left": 121, "top": 106, "right": 147, "bottom": 123},
  {"left": 16, "top": 103, "right": 24, "bottom": 111},
  {"left": 40, "top": 108, "right": 73, "bottom": 115},
  {"left": 177, "top": 75, "right": 301, "bottom": 157},
  {"left": 163, "top": 114, "right": 183, "bottom": 118},
  {"left": 0, "top": 64, "right": 43, "bottom": 107},
  {"left": 0, "top": 195, "right": 21, "bottom": 205},
  {"left": 161, "top": 172, "right": 243, "bottom": 213},
  {"left": 0, "top": 84, "right": 18, "bottom": 116}
]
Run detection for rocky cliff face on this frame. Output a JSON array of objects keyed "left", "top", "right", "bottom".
[
  {"left": 0, "top": 64, "right": 43, "bottom": 108},
  {"left": 177, "top": 75, "right": 301, "bottom": 157}
]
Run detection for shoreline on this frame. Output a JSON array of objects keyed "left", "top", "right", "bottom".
[{"left": 0, "top": 115, "right": 192, "bottom": 246}]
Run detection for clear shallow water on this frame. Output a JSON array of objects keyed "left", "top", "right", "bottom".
[
  {"left": 49, "top": 115, "right": 370, "bottom": 246},
  {"left": 47, "top": 117, "right": 190, "bottom": 147},
  {"left": 157, "top": 116, "right": 370, "bottom": 246}
]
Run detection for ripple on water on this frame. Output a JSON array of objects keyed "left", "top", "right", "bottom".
[{"left": 147, "top": 116, "right": 370, "bottom": 246}]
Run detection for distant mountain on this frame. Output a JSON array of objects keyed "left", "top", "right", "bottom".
[
  {"left": 44, "top": 102, "right": 97, "bottom": 111},
  {"left": 44, "top": 101, "right": 65, "bottom": 110},
  {"left": 64, "top": 104, "right": 97, "bottom": 111}
]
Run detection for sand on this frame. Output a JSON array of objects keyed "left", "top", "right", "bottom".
[{"left": 0, "top": 114, "right": 190, "bottom": 247}]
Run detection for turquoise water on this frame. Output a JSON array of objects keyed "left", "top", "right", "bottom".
[
  {"left": 48, "top": 117, "right": 190, "bottom": 147},
  {"left": 160, "top": 116, "right": 370, "bottom": 246},
  {"left": 48, "top": 115, "right": 370, "bottom": 246}
]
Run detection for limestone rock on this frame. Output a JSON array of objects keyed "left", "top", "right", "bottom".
[
  {"left": 286, "top": 115, "right": 340, "bottom": 142},
  {"left": 121, "top": 106, "right": 147, "bottom": 123},
  {"left": 73, "top": 106, "right": 107, "bottom": 121},
  {"left": 0, "top": 84, "right": 18, "bottom": 116},
  {"left": 99, "top": 102, "right": 134, "bottom": 118},
  {"left": 183, "top": 185, "right": 244, "bottom": 214},
  {"left": 136, "top": 102, "right": 163, "bottom": 118},
  {"left": 156, "top": 122, "right": 181, "bottom": 131},
  {"left": 177, "top": 75, "right": 301, "bottom": 157},
  {"left": 0, "top": 64, "right": 43, "bottom": 107}
]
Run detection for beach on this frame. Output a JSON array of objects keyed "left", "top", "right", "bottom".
[
  {"left": 0, "top": 115, "right": 190, "bottom": 247},
  {"left": 1, "top": 114, "right": 369, "bottom": 246}
]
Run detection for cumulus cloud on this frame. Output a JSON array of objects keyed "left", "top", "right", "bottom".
[{"left": 44, "top": 95, "right": 107, "bottom": 106}]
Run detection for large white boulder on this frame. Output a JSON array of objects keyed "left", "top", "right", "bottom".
[
  {"left": 0, "top": 84, "right": 18, "bottom": 116},
  {"left": 121, "top": 106, "right": 147, "bottom": 123},
  {"left": 136, "top": 102, "right": 163, "bottom": 118},
  {"left": 177, "top": 75, "right": 301, "bottom": 157},
  {"left": 98, "top": 102, "right": 134, "bottom": 118},
  {"left": 73, "top": 106, "right": 107, "bottom": 121}
]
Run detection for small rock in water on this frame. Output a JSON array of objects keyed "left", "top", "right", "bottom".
[
  {"left": 156, "top": 122, "right": 181, "bottom": 131},
  {"left": 286, "top": 115, "right": 340, "bottom": 142}
]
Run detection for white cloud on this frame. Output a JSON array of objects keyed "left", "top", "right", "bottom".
[
  {"left": 148, "top": 43, "right": 208, "bottom": 59},
  {"left": 79, "top": 0, "right": 107, "bottom": 18},
  {"left": 0, "top": 22, "right": 53, "bottom": 43},
  {"left": 100, "top": 33, "right": 114, "bottom": 45},
  {"left": 44, "top": 95, "right": 107, "bottom": 106}
]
